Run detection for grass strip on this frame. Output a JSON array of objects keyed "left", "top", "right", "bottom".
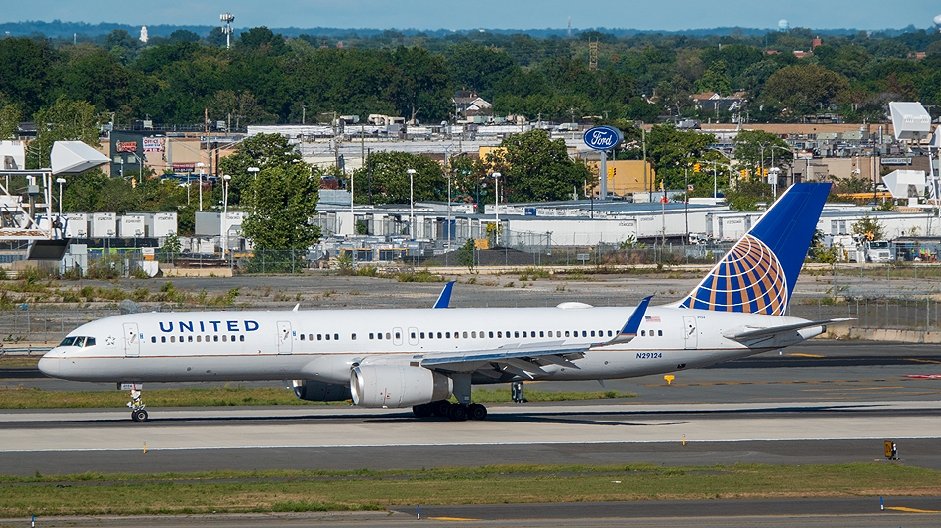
[
  {"left": 0, "top": 356, "right": 41, "bottom": 368},
  {"left": 1, "top": 463, "right": 938, "bottom": 517},
  {"left": 0, "top": 386, "right": 634, "bottom": 409}
]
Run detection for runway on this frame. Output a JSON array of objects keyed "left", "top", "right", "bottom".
[{"left": 2, "top": 340, "right": 940, "bottom": 526}]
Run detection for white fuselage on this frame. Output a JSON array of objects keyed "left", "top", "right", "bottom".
[{"left": 38, "top": 304, "right": 818, "bottom": 386}]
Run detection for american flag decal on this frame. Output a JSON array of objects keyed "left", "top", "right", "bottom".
[{"left": 645, "top": 315, "right": 661, "bottom": 322}]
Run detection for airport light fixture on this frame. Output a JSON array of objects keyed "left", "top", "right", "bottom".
[{"left": 407, "top": 168, "right": 417, "bottom": 239}]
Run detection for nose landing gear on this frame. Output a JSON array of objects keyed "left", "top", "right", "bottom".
[{"left": 124, "top": 384, "right": 148, "bottom": 422}]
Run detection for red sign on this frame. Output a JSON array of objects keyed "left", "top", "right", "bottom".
[{"left": 116, "top": 141, "right": 138, "bottom": 153}]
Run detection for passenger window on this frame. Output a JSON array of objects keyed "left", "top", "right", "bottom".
[
  {"left": 497, "top": 331, "right": 503, "bottom": 338},
  {"left": 377, "top": 333, "right": 383, "bottom": 340},
  {"left": 641, "top": 330, "right": 646, "bottom": 336},
  {"left": 170, "top": 336, "right": 176, "bottom": 343},
  {"left": 582, "top": 330, "right": 587, "bottom": 337},
  {"left": 411, "top": 332, "right": 416, "bottom": 339},
  {"left": 556, "top": 331, "right": 562, "bottom": 337},
  {"left": 300, "top": 334, "right": 305, "bottom": 341},
  {"left": 240, "top": 335, "right": 245, "bottom": 342},
  {"left": 213, "top": 335, "right": 219, "bottom": 342},
  {"left": 223, "top": 335, "right": 228, "bottom": 342},
  {"left": 590, "top": 330, "right": 596, "bottom": 337},
  {"left": 386, "top": 332, "right": 391, "bottom": 340},
  {"left": 395, "top": 332, "right": 400, "bottom": 340},
  {"left": 325, "top": 334, "right": 331, "bottom": 341},
  {"left": 151, "top": 336, "right": 156, "bottom": 343},
  {"left": 437, "top": 332, "right": 442, "bottom": 338},
  {"left": 187, "top": 336, "right": 193, "bottom": 342},
  {"left": 658, "top": 330, "right": 663, "bottom": 336},
  {"left": 369, "top": 333, "right": 374, "bottom": 339},
  {"left": 539, "top": 331, "right": 545, "bottom": 337},
  {"left": 352, "top": 334, "right": 357, "bottom": 340},
  {"left": 197, "top": 335, "right": 202, "bottom": 342},
  {"left": 564, "top": 331, "right": 570, "bottom": 337},
  {"left": 608, "top": 330, "right": 614, "bottom": 337},
  {"left": 463, "top": 331, "right": 468, "bottom": 338},
  {"left": 334, "top": 334, "right": 339, "bottom": 340},
  {"left": 161, "top": 336, "right": 166, "bottom": 343},
  {"left": 471, "top": 331, "right": 476, "bottom": 338},
  {"left": 489, "top": 331, "right": 494, "bottom": 338},
  {"left": 446, "top": 332, "right": 451, "bottom": 338}
]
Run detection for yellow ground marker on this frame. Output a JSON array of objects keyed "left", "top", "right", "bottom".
[
  {"left": 787, "top": 353, "right": 825, "bottom": 358},
  {"left": 664, "top": 374, "right": 675, "bottom": 385},
  {"left": 428, "top": 516, "right": 480, "bottom": 521},
  {"left": 885, "top": 506, "right": 941, "bottom": 513},
  {"left": 907, "top": 358, "right": 941, "bottom": 365}
]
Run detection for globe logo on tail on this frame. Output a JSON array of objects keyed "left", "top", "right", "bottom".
[{"left": 680, "top": 234, "right": 788, "bottom": 315}]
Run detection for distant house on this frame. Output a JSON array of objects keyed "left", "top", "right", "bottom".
[
  {"left": 690, "top": 92, "right": 746, "bottom": 114},
  {"left": 453, "top": 90, "right": 494, "bottom": 121}
]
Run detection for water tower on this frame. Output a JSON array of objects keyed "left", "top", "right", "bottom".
[
  {"left": 778, "top": 19, "right": 790, "bottom": 32},
  {"left": 934, "top": 14, "right": 941, "bottom": 32}
]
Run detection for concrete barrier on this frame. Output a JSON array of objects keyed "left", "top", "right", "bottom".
[{"left": 824, "top": 326, "right": 941, "bottom": 343}]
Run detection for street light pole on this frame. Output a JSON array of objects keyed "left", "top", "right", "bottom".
[
  {"left": 492, "top": 172, "right": 501, "bottom": 246},
  {"left": 55, "top": 178, "right": 66, "bottom": 217},
  {"left": 221, "top": 174, "right": 231, "bottom": 257},
  {"left": 407, "top": 168, "right": 417, "bottom": 239},
  {"left": 196, "top": 162, "right": 206, "bottom": 211},
  {"left": 247, "top": 166, "right": 260, "bottom": 211}
]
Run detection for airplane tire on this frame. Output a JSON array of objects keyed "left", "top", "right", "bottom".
[
  {"left": 431, "top": 400, "right": 452, "bottom": 418},
  {"left": 412, "top": 403, "right": 433, "bottom": 418},
  {"left": 467, "top": 403, "right": 487, "bottom": 421},
  {"left": 132, "top": 410, "right": 148, "bottom": 422},
  {"left": 447, "top": 404, "right": 468, "bottom": 422}
]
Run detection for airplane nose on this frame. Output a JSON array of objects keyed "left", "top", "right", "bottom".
[{"left": 38, "top": 355, "right": 60, "bottom": 378}]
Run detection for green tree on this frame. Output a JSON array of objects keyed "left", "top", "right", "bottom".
[
  {"left": 457, "top": 238, "right": 476, "bottom": 271},
  {"left": 494, "top": 129, "right": 592, "bottom": 202},
  {"left": 217, "top": 133, "right": 304, "bottom": 206},
  {"left": 351, "top": 151, "right": 444, "bottom": 205},
  {"left": 28, "top": 97, "right": 101, "bottom": 169},
  {"left": 851, "top": 215, "right": 885, "bottom": 241},
  {"left": 241, "top": 163, "right": 320, "bottom": 267},
  {"left": 761, "top": 64, "right": 849, "bottom": 117},
  {"left": 0, "top": 103, "right": 20, "bottom": 140},
  {"left": 645, "top": 124, "right": 716, "bottom": 190}
]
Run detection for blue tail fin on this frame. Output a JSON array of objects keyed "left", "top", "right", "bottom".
[{"left": 678, "top": 182, "right": 831, "bottom": 315}]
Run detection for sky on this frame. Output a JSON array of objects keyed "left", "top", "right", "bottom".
[{"left": 5, "top": 0, "right": 941, "bottom": 31}]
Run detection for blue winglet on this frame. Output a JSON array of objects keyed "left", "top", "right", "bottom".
[
  {"left": 619, "top": 295, "right": 653, "bottom": 337},
  {"left": 433, "top": 281, "right": 456, "bottom": 309}
]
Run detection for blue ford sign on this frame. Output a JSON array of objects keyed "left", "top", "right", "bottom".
[{"left": 583, "top": 126, "right": 623, "bottom": 151}]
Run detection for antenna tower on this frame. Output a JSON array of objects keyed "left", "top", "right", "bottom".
[
  {"left": 220, "top": 12, "right": 235, "bottom": 49},
  {"left": 588, "top": 39, "right": 599, "bottom": 71}
]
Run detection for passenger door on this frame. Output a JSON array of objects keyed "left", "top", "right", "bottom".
[
  {"left": 683, "top": 316, "right": 698, "bottom": 349},
  {"left": 277, "top": 321, "right": 293, "bottom": 354},
  {"left": 123, "top": 322, "right": 140, "bottom": 357}
]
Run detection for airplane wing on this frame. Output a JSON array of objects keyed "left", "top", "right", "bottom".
[
  {"left": 723, "top": 318, "right": 853, "bottom": 345},
  {"left": 432, "top": 281, "right": 456, "bottom": 309},
  {"left": 399, "top": 296, "right": 653, "bottom": 379}
]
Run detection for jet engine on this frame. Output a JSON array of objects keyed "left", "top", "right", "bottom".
[
  {"left": 291, "top": 379, "right": 352, "bottom": 402},
  {"left": 350, "top": 365, "right": 452, "bottom": 408}
]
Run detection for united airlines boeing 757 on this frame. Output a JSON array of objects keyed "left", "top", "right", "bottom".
[{"left": 39, "top": 182, "right": 845, "bottom": 422}]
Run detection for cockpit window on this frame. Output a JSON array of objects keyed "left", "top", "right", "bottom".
[{"left": 59, "top": 336, "right": 95, "bottom": 347}]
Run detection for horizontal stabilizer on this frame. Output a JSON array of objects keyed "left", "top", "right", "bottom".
[{"left": 724, "top": 318, "right": 853, "bottom": 342}]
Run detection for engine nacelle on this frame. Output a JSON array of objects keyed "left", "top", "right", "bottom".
[
  {"left": 291, "top": 379, "right": 352, "bottom": 402},
  {"left": 350, "top": 365, "right": 452, "bottom": 408}
]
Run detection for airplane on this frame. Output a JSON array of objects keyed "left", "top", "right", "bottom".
[{"left": 39, "top": 182, "right": 845, "bottom": 423}]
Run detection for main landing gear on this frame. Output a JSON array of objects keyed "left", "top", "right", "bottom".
[
  {"left": 126, "top": 386, "right": 149, "bottom": 422},
  {"left": 412, "top": 400, "right": 488, "bottom": 421}
]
